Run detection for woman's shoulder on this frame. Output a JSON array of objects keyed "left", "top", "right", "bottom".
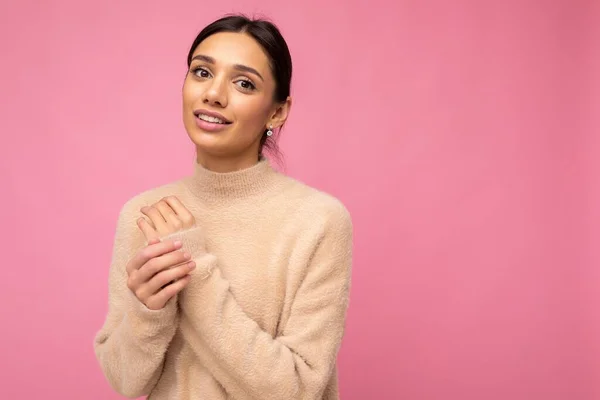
[{"left": 278, "top": 175, "right": 353, "bottom": 231}]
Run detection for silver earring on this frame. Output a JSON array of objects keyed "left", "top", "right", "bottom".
[{"left": 266, "top": 125, "right": 273, "bottom": 137}]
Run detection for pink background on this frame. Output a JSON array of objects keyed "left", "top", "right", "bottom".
[{"left": 1, "top": 1, "right": 598, "bottom": 399}]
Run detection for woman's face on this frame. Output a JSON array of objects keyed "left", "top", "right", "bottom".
[{"left": 182, "top": 32, "right": 287, "bottom": 164}]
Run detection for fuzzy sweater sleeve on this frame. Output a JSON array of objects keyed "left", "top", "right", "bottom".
[
  {"left": 168, "top": 203, "right": 353, "bottom": 400},
  {"left": 93, "top": 201, "right": 180, "bottom": 398}
]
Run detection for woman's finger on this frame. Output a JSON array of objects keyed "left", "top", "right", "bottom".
[
  {"left": 145, "top": 260, "right": 196, "bottom": 295},
  {"left": 126, "top": 239, "right": 182, "bottom": 275},
  {"left": 141, "top": 215, "right": 156, "bottom": 229},
  {"left": 135, "top": 249, "right": 191, "bottom": 283},
  {"left": 141, "top": 205, "right": 169, "bottom": 234},
  {"left": 146, "top": 274, "right": 192, "bottom": 310},
  {"left": 163, "top": 196, "right": 195, "bottom": 228},
  {"left": 155, "top": 200, "right": 181, "bottom": 229},
  {"left": 147, "top": 237, "right": 161, "bottom": 246},
  {"left": 137, "top": 218, "right": 159, "bottom": 243}
]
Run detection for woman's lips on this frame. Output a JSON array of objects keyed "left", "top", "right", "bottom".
[
  {"left": 194, "top": 115, "right": 231, "bottom": 132},
  {"left": 193, "top": 109, "right": 232, "bottom": 132},
  {"left": 194, "top": 109, "right": 232, "bottom": 123}
]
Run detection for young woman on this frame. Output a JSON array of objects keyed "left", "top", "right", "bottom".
[{"left": 94, "top": 14, "right": 353, "bottom": 400}]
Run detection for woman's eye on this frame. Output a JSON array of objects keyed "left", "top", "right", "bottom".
[
  {"left": 193, "top": 68, "right": 210, "bottom": 78},
  {"left": 236, "top": 80, "right": 256, "bottom": 91}
]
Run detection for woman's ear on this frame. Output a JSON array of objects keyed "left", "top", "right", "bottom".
[{"left": 268, "top": 96, "right": 292, "bottom": 129}]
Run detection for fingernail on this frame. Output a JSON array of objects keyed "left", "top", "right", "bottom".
[
  {"left": 174, "top": 240, "right": 182, "bottom": 247},
  {"left": 189, "top": 261, "right": 196, "bottom": 269},
  {"left": 183, "top": 252, "right": 191, "bottom": 259}
]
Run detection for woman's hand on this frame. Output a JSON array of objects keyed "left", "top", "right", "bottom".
[
  {"left": 126, "top": 238, "right": 196, "bottom": 310},
  {"left": 137, "top": 196, "right": 196, "bottom": 242}
]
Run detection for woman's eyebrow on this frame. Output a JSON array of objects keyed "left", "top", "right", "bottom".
[{"left": 191, "top": 54, "right": 264, "bottom": 81}]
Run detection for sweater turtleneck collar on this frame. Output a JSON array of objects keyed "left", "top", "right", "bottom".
[{"left": 183, "top": 157, "right": 281, "bottom": 203}]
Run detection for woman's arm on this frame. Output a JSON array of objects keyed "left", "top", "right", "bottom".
[
  {"left": 169, "top": 202, "right": 353, "bottom": 400},
  {"left": 93, "top": 201, "right": 180, "bottom": 398}
]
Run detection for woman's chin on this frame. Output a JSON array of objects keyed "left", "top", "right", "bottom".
[
  {"left": 188, "top": 133, "right": 233, "bottom": 156},
  {"left": 185, "top": 124, "right": 261, "bottom": 160}
]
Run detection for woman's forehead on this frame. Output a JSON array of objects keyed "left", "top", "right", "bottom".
[{"left": 192, "top": 32, "right": 270, "bottom": 73}]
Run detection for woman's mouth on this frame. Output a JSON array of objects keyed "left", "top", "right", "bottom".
[
  {"left": 194, "top": 109, "right": 232, "bottom": 123},
  {"left": 193, "top": 109, "right": 232, "bottom": 132},
  {"left": 197, "top": 113, "right": 228, "bottom": 124}
]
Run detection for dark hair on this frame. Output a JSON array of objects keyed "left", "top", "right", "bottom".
[{"left": 186, "top": 14, "right": 292, "bottom": 161}]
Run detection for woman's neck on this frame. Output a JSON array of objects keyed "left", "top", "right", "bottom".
[{"left": 195, "top": 150, "right": 261, "bottom": 173}]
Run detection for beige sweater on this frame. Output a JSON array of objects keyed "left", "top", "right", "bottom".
[{"left": 93, "top": 158, "right": 353, "bottom": 399}]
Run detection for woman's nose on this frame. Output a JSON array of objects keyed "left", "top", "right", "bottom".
[{"left": 203, "top": 79, "right": 227, "bottom": 108}]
